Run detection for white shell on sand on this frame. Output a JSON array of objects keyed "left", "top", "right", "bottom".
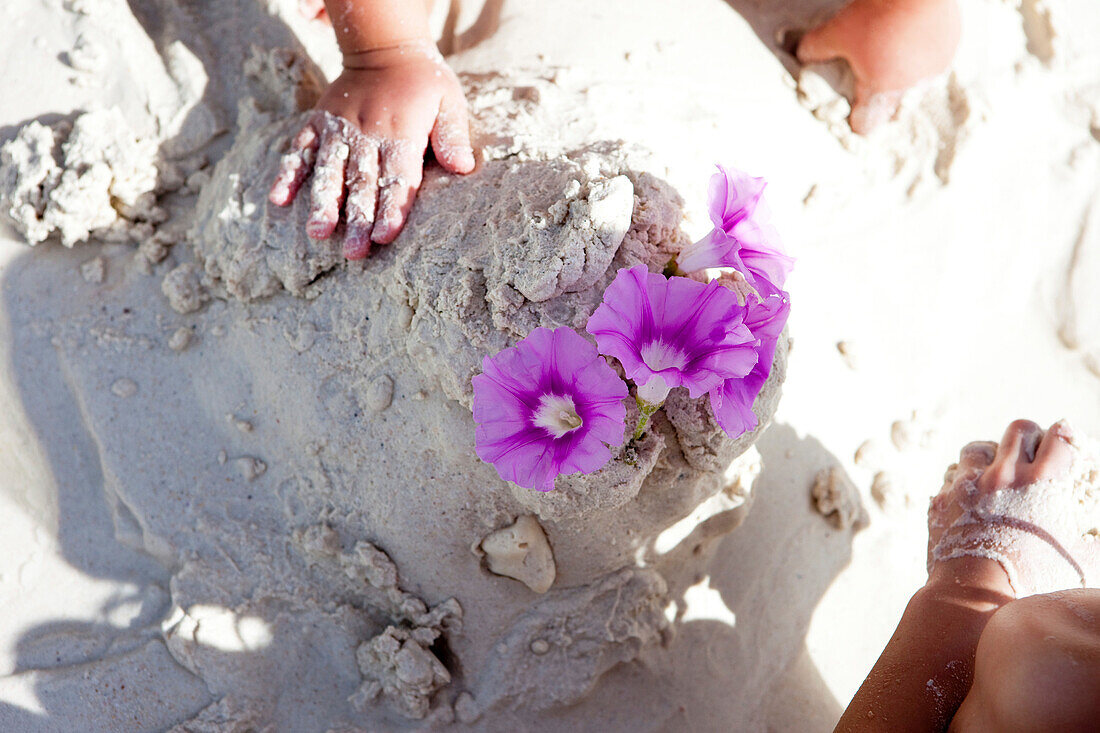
[{"left": 477, "top": 515, "right": 557, "bottom": 593}]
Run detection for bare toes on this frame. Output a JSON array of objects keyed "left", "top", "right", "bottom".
[
  {"left": 795, "top": 23, "right": 842, "bottom": 66},
  {"left": 958, "top": 440, "right": 997, "bottom": 478},
  {"left": 1022, "top": 420, "right": 1075, "bottom": 483},
  {"left": 849, "top": 87, "right": 902, "bottom": 135},
  {"left": 941, "top": 462, "right": 959, "bottom": 490},
  {"left": 981, "top": 419, "right": 1043, "bottom": 491}
]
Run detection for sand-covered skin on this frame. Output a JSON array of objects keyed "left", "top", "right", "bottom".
[
  {"left": 930, "top": 432, "right": 1100, "bottom": 598},
  {"left": 3, "top": 0, "right": 1100, "bottom": 730}
]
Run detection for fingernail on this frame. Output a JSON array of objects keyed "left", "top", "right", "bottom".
[
  {"left": 457, "top": 148, "right": 476, "bottom": 172},
  {"left": 370, "top": 225, "right": 391, "bottom": 244},
  {"left": 370, "top": 216, "right": 399, "bottom": 244},
  {"left": 306, "top": 218, "right": 334, "bottom": 240},
  {"left": 344, "top": 225, "right": 371, "bottom": 259}
]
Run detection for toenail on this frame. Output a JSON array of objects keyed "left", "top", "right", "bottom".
[
  {"left": 1051, "top": 420, "right": 1075, "bottom": 442},
  {"left": 961, "top": 442, "right": 995, "bottom": 461}
]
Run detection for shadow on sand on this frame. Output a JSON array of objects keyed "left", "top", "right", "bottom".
[
  {"left": 718, "top": 0, "right": 849, "bottom": 77},
  {"left": 648, "top": 422, "right": 857, "bottom": 732},
  {"left": 1, "top": 1, "right": 864, "bottom": 730}
]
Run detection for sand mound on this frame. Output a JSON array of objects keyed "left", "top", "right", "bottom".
[
  {"left": 12, "top": 0, "right": 1098, "bottom": 730},
  {"left": 0, "top": 19, "right": 786, "bottom": 729}
]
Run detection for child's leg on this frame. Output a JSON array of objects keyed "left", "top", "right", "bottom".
[
  {"left": 950, "top": 589, "right": 1100, "bottom": 731},
  {"left": 837, "top": 420, "right": 1100, "bottom": 731}
]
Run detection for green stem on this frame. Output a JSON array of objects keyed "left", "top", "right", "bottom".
[{"left": 633, "top": 399, "right": 660, "bottom": 441}]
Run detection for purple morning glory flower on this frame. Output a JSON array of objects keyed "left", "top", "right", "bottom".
[
  {"left": 708, "top": 274, "right": 791, "bottom": 438},
  {"left": 676, "top": 165, "right": 794, "bottom": 288},
  {"left": 472, "top": 327, "right": 629, "bottom": 492},
  {"left": 586, "top": 265, "right": 759, "bottom": 406}
]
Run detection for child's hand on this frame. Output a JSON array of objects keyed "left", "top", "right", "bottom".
[
  {"left": 269, "top": 42, "right": 475, "bottom": 259},
  {"left": 797, "top": 0, "right": 961, "bottom": 134}
]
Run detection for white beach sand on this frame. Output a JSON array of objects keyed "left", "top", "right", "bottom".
[{"left": 1, "top": 0, "right": 1098, "bottom": 730}]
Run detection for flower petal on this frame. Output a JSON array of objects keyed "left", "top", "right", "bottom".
[
  {"left": 588, "top": 266, "right": 759, "bottom": 399},
  {"left": 707, "top": 285, "right": 789, "bottom": 438},
  {"left": 675, "top": 229, "right": 741, "bottom": 276},
  {"left": 735, "top": 221, "right": 794, "bottom": 289},
  {"left": 556, "top": 434, "right": 613, "bottom": 477},
  {"left": 680, "top": 165, "right": 794, "bottom": 290},
  {"left": 708, "top": 164, "right": 767, "bottom": 233},
  {"left": 472, "top": 326, "right": 629, "bottom": 491},
  {"left": 708, "top": 377, "right": 759, "bottom": 439}
]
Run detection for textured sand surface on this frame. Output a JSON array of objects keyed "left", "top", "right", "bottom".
[{"left": 2, "top": 0, "right": 1099, "bottom": 730}]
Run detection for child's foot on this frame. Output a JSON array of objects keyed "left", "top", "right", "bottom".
[
  {"left": 797, "top": 0, "right": 961, "bottom": 134},
  {"left": 927, "top": 420, "right": 1100, "bottom": 599}
]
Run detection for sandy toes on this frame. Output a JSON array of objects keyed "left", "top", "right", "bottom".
[{"left": 929, "top": 420, "right": 1100, "bottom": 598}]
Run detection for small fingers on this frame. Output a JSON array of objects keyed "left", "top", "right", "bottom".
[
  {"left": 372, "top": 140, "right": 426, "bottom": 245},
  {"left": 343, "top": 139, "right": 380, "bottom": 259},
  {"left": 269, "top": 124, "right": 319, "bottom": 206},
  {"left": 430, "top": 93, "right": 475, "bottom": 174},
  {"left": 307, "top": 131, "right": 351, "bottom": 240}
]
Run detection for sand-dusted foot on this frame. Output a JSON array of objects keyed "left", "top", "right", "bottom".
[
  {"left": 928, "top": 419, "right": 1100, "bottom": 599},
  {"left": 838, "top": 423, "right": 1099, "bottom": 729},
  {"left": 796, "top": 0, "right": 961, "bottom": 133}
]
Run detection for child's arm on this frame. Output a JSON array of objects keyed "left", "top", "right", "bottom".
[
  {"left": 797, "top": 0, "right": 961, "bottom": 134},
  {"left": 269, "top": 0, "right": 475, "bottom": 259},
  {"left": 835, "top": 557, "right": 1013, "bottom": 732}
]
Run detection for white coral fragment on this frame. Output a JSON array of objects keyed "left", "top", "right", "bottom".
[{"left": 478, "top": 515, "right": 556, "bottom": 593}]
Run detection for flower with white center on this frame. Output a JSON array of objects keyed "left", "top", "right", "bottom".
[
  {"left": 472, "top": 327, "right": 629, "bottom": 491},
  {"left": 532, "top": 394, "right": 584, "bottom": 438},
  {"left": 586, "top": 265, "right": 759, "bottom": 436}
]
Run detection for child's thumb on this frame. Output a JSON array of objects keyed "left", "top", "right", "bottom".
[{"left": 431, "top": 94, "right": 475, "bottom": 175}]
